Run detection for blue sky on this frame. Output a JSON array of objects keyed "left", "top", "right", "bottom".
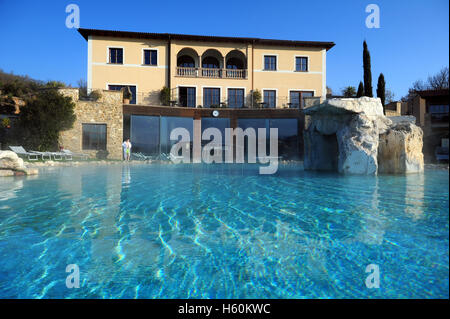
[{"left": 0, "top": 0, "right": 448, "bottom": 99}]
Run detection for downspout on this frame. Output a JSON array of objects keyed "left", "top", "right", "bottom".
[
  {"left": 251, "top": 40, "right": 255, "bottom": 107},
  {"left": 167, "top": 36, "right": 171, "bottom": 92}
]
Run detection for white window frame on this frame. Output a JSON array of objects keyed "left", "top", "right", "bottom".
[
  {"left": 262, "top": 88, "right": 278, "bottom": 108},
  {"left": 107, "top": 46, "right": 125, "bottom": 64},
  {"left": 142, "top": 48, "right": 159, "bottom": 66},
  {"left": 294, "top": 55, "right": 309, "bottom": 72},
  {"left": 262, "top": 54, "right": 278, "bottom": 71}
]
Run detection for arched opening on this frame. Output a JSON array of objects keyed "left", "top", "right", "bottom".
[
  {"left": 201, "top": 49, "right": 223, "bottom": 78},
  {"left": 202, "top": 56, "right": 220, "bottom": 69},
  {"left": 176, "top": 48, "right": 199, "bottom": 77},
  {"left": 177, "top": 55, "right": 195, "bottom": 68},
  {"left": 226, "top": 57, "right": 244, "bottom": 69},
  {"left": 225, "top": 50, "right": 247, "bottom": 78}
]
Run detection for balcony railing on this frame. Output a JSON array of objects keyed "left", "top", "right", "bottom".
[{"left": 176, "top": 67, "right": 247, "bottom": 79}]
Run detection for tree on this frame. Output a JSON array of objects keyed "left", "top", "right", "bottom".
[
  {"left": 385, "top": 89, "right": 395, "bottom": 104},
  {"left": 326, "top": 86, "right": 333, "bottom": 97},
  {"left": 252, "top": 89, "right": 261, "bottom": 107},
  {"left": 18, "top": 89, "right": 76, "bottom": 151},
  {"left": 342, "top": 86, "right": 356, "bottom": 97},
  {"left": 356, "top": 81, "right": 364, "bottom": 97},
  {"left": 376, "top": 73, "right": 386, "bottom": 107},
  {"left": 401, "top": 67, "right": 449, "bottom": 101},
  {"left": 159, "top": 86, "right": 171, "bottom": 106},
  {"left": 363, "top": 41, "right": 373, "bottom": 97}
]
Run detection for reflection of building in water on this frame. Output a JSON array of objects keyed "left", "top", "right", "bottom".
[
  {"left": 404, "top": 173, "right": 425, "bottom": 220},
  {"left": 0, "top": 178, "right": 23, "bottom": 203},
  {"left": 354, "top": 177, "right": 386, "bottom": 246}
]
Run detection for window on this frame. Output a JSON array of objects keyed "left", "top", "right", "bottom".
[
  {"left": 82, "top": 124, "right": 107, "bottom": 150},
  {"left": 295, "top": 57, "right": 308, "bottom": 72},
  {"left": 289, "top": 91, "right": 314, "bottom": 108},
  {"left": 228, "top": 89, "right": 244, "bottom": 108},
  {"left": 264, "top": 55, "right": 277, "bottom": 70},
  {"left": 108, "top": 85, "right": 137, "bottom": 104},
  {"left": 203, "top": 88, "right": 220, "bottom": 108},
  {"left": 143, "top": 49, "right": 157, "bottom": 66},
  {"left": 109, "top": 48, "right": 123, "bottom": 64},
  {"left": 179, "top": 87, "right": 196, "bottom": 107},
  {"left": 263, "top": 90, "right": 276, "bottom": 108}
]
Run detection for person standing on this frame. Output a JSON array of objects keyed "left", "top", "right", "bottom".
[
  {"left": 122, "top": 139, "right": 128, "bottom": 161},
  {"left": 126, "top": 138, "right": 132, "bottom": 161}
]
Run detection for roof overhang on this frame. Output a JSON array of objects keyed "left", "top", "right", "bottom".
[{"left": 77, "top": 28, "right": 335, "bottom": 51}]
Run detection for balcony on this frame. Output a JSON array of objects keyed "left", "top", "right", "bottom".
[{"left": 176, "top": 67, "right": 247, "bottom": 79}]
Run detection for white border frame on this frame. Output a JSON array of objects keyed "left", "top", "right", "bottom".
[
  {"left": 87, "top": 36, "right": 92, "bottom": 93},
  {"left": 106, "top": 46, "right": 125, "bottom": 64},
  {"left": 225, "top": 86, "right": 247, "bottom": 108},
  {"left": 142, "top": 48, "right": 159, "bottom": 66},
  {"left": 262, "top": 54, "right": 279, "bottom": 71},
  {"left": 106, "top": 83, "right": 139, "bottom": 104},
  {"left": 261, "top": 88, "right": 278, "bottom": 108},
  {"left": 201, "top": 86, "right": 222, "bottom": 108},
  {"left": 293, "top": 55, "right": 309, "bottom": 72},
  {"left": 176, "top": 85, "right": 198, "bottom": 107}
]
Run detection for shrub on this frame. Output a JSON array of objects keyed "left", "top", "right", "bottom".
[
  {"left": 252, "top": 89, "right": 261, "bottom": 107},
  {"left": 89, "top": 90, "right": 102, "bottom": 101},
  {"left": 1, "top": 117, "right": 10, "bottom": 128},
  {"left": 159, "top": 86, "right": 170, "bottom": 106},
  {"left": 122, "top": 87, "right": 132, "bottom": 100},
  {"left": 18, "top": 89, "right": 76, "bottom": 151}
]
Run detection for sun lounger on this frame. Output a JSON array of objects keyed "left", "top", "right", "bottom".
[
  {"left": 62, "top": 149, "right": 88, "bottom": 160},
  {"left": 8, "top": 146, "right": 39, "bottom": 161}
]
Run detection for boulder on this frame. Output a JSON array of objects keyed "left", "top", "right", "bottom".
[
  {"left": 0, "top": 151, "right": 25, "bottom": 170},
  {"left": 303, "top": 97, "right": 424, "bottom": 175},
  {"left": 378, "top": 122, "right": 424, "bottom": 174},
  {"left": 0, "top": 150, "right": 39, "bottom": 177}
]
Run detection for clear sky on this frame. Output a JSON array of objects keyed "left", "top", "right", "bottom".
[{"left": 0, "top": 0, "right": 448, "bottom": 99}]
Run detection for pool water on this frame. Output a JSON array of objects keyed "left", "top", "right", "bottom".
[{"left": 0, "top": 164, "right": 448, "bottom": 299}]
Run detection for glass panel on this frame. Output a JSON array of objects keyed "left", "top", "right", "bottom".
[
  {"left": 264, "top": 56, "right": 276, "bottom": 70},
  {"left": 160, "top": 116, "right": 194, "bottom": 155},
  {"left": 269, "top": 119, "right": 299, "bottom": 159},
  {"left": 228, "top": 89, "right": 244, "bottom": 108},
  {"left": 263, "top": 90, "right": 276, "bottom": 108},
  {"left": 130, "top": 115, "right": 160, "bottom": 155},
  {"left": 290, "top": 91, "right": 300, "bottom": 108},
  {"left": 203, "top": 88, "right": 220, "bottom": 108},
  {"left": 301, "top": 91, "right": 314, "bottom": 108},
  {"left": 82, "top": 124, "right": 106, "bottom": 150}
]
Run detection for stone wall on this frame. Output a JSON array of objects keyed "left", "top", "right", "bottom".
[{"left": 59, "top": 88, "right": 123, "bottom": 160}]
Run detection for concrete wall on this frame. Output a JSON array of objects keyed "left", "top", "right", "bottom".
[{"left": 59, "top": 88, "right": 123, "bottom": 160}]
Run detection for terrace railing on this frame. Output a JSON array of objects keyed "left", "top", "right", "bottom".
[{"left": 176, "top": 67, "right": 247, "bottom": 79}]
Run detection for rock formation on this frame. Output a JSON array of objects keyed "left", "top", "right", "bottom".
[
  {"left": 0, "top": 151, "right": 38, "bottom": 177},
  {"left": 303, "top": 97, "right": 424, "bottom": 175}
]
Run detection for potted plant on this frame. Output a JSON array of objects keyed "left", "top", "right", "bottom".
[
  {"left": 89, "top": 90, "right": 102, "bottom": 101},
  {"left": 122, "top": 87, "right": 132, "bottom": 104},
  {"left": 159, "top": 86, "right": 170, "bottom": 106},
  {"left": 251, "top": 89, "right": 262, "bottom": 108}
]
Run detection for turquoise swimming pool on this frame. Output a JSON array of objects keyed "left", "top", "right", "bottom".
[{"left": 0, "top": 164, "right": 448, "bottom": 298}]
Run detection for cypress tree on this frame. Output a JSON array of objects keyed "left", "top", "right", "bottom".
[
  {"left": 356, "top": 81, "right": 364, "bottom": 97},
  {"left": 363, "top": 41, "right": 373, "bottom": 97},
  {"left": 377, "top": 73, "right": 386, "bottom": 108}
]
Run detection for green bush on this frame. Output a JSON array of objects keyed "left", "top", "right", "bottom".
[
  {"left": 252, "top": 89, "right": 262, "bottom": 107},
  {"left": 89, "top": 90, "right": 102, "bottom": 101},
  {"left": 17, "top": 89, "right": 76, "bottom": 151},
  {"left": 159, "top": 86, "right": 171, "bottom": 106}
]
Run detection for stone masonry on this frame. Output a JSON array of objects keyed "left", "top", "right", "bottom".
[{"left": 59, "top": 88, "right": 123, "bottom": 160}]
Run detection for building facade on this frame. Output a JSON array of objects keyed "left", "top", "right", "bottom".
[
  {"left": 79, "top": 29, "right": 334, "bottom": 108},
  {"left": 71, "top": 29, "right": 334, "bottom": 160}
]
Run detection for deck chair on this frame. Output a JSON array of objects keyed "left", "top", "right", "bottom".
[
  {"left": 62, "top": 149, "right": 88, "bottom": 160},
  {"left": 8, "top": 146, "right": 40, "bottom": 161}
]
